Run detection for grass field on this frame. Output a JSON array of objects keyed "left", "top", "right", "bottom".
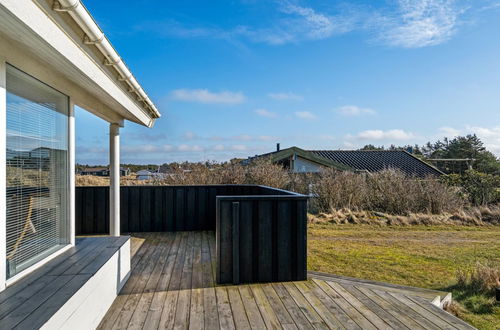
[{"left": 307, "top": 223, "right": 500, "bottom": 329}]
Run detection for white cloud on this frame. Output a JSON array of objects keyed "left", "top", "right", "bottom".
[
  {"left": 337, "top": 105, "right": 376, "bottom": 116},
  {"left": 295, "top": 111, "right": 317, "bottom": 120},
  {"left": 355, "top": 129, "right": 414, "bottom": 140},
  {"left": 268, "top": 92, "right": 303, "bottom": 101},
  {"left": 375, "top": 0, "right": 463, "bottom": 48},
  {"left": 255, "top": 108, "right": 278, "bottom": 118},
  {"left": 182, "top": 131, "right": 198, "bottom": 140},
  {"left": 170, "top": 89, "right": 246, "bottom": 105},
  {"left": 438, "top": 126, "right": 461, "bottom": 137},
  {"left": 230, "top": 145, "right": 248, "bottom": 151}
]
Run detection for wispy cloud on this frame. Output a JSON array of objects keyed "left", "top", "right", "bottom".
[
  {"left": 135, "top": 0, "right": 496, "bottom": 49},
  {"left": 295, "top": 111, "right": 317, "bottom": 120},
  {"left": 255, "top": 108, "right": 278, "bottom": 118},
  {"left": 268, "top": 92, "right": 303, "bottom": 101},
  {"left": 337, "top": 105, "right": 376, "bottom": 116},
  {"left": 170, "top": 89, "right": 246, "bottom": 105},
  {"left": 353, "top": 129, "right": 414, "bottom": 140},
  {"left": 374, "top": 0, "right": 464, "bottom": 48}
]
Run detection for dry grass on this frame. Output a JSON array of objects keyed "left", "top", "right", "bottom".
[
  {"left": 456, "top": 262, "right": 500, "bottom": 294},
  {"left": 308, "top": 206, "right": 500, "bottom": 226}
]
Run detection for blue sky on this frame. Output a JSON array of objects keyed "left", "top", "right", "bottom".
[{"left": 76, "top": 0, "right": 500, "bottom": 165}]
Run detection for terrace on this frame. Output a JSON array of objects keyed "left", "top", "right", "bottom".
[
  {"left": 1, "top": 184, "right": 474, "bottom": 329},
  {"left": 85, "top": 185, "right": 470, "bottom": 329},
  {"left": 0, "top": 1, "right": 477, "bottom": 329}
]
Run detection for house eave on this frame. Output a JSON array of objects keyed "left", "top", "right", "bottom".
[{"left": 0, "top": 0, "right": 160, "bottom": 127}]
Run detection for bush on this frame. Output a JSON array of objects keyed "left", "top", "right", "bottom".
[
  {"left": 444, "top": 170, "right": 500, "bottom": 206},
  {"left": 311, "top": 169, "right": 465, "bottom": 215}
]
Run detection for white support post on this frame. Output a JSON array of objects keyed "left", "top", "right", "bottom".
[
  {"left": 109, "top": 123, "right": 120, "bottom": 237},
  {"left": 0, "top": 59, "right": 7, "bottom": 291},
  {"left": 68, "top": 99, "right": 75, "bottom": 245}
]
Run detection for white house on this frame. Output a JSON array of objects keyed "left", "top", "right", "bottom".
[{"left": 0, "top": 0, "right": 160, "bottom": 327}]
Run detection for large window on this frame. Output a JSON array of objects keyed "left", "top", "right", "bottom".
[{"left": 5, "top": 65, "right": 70, "bottom": 279}]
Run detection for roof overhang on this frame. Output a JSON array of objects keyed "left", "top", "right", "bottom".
[
  {"left": 0, "top": 0, "right": 160, "bottom": 127},
  {"left": 264, "top": 147, "right": 354, "bottom": 171}
]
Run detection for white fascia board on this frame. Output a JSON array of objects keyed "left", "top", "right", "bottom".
[{"left": 0, "top": 0, "right": 155, "bottom": 127}]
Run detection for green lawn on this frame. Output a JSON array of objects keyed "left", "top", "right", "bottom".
[{"left": 307, "top": 223, "right": 500, "bottom": 329}]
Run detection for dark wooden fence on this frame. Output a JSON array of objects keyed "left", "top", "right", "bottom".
[
  {"left": 75, "top": 184, "right": 308, "bottom": 284},
  {"left": 216, "top": 196, "right": 307, "bottom": 284},
  {"left": 76, "top": 185, "right": 261, "bottom": 234}
]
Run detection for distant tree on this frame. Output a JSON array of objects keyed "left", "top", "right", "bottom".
[
  {"left": 423, "top": 135, "right": 500, "bottom": 174},
  {"left": 359, "top": 144, "right": 385, "bottom": 151}
]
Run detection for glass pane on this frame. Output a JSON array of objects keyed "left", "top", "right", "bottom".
[{"left": 5, "top": 65, "right": 69, "bottom": 278}]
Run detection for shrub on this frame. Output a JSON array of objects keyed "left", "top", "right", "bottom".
[
  {"left": 443, "top": 170, "right": 500, "bottom": 206},
  {"left": 311, "top": 169, "right": 465, "bottom": 215},
  {"left": 456, "top": 262, "right": 500, "bottom": 294}
]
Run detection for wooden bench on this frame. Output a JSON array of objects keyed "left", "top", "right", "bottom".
[{"left": 0, "top": 236, "right": 130, "bottom": 329}]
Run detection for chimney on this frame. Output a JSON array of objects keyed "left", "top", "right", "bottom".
[{"left": 276, "top": 143, "right": 280, "bottom": 151}]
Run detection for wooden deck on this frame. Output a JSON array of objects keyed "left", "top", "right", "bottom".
[{"left": 98, "top": 231, "right": 474, "bottom": 330}]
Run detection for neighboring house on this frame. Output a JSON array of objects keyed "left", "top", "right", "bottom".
[
  {"left": 136, "top": 169, "right": 164, "bottom": 180},
  {"left": 79, "top": 167, "right": 109, "bottom": 176},
  {"left": 79, "top": 167, "right": 130, "bottom": 176},
  {"left": 244, "top": 145, "right": 443, "bottom": 177},
  {"left": 0, "top": 0, "right": 160, "bottom": 327},
  {"left": 7, "top": 147, "right": 67, "bottom": 170}
]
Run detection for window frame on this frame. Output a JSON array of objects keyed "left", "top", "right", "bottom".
[{"left": 1, "top": 62, "right": 74, "bottom": 289}]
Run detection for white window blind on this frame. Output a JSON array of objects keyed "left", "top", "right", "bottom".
[{"left": 5, "top": 64, "right": 70, "bottom": 278}]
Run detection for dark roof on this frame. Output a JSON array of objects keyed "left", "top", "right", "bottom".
[{"left": 311, "top": 150, "right": 443, "bottom": 177}]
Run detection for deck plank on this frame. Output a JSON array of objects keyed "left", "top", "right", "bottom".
[
  {"left": 216, "top": 286, "right": 236, "bottom": 330},
  {"left": 174, "top": 231, "right": 195, "bottom": 329},
  {"left": 307, "top": 279, "right": 362, "bottom": 330},
  {"left": 126, "top": 232, "right": 174, "bottom": 330},
  {"left": 189, "top": 232, "right": 205, "bottom": 330},
  {"left": 341, "top": 283, "right": 409, "bottom": 330},
  {"left": 111, "top": 233, "right": 163, "bottom": 330},
  {"left": 158, "top": 232, "right": 189, "bottom": 329},
  {"left": 313, "top": 279, "right": 377, "bottom": 330},
  {"left": 372, "top": 288, "right": 442, "bottom": 330},
  {"left": 227, "top": 286, "right": 251, "bottom": 329},
  {"left": 327, "top": 281, "right": 390, "bottom": 329},
  {"left": 99, "top": 235, "right": 159, "bottom": 329},
  {"left": 238, "top": 285, "right": 266, "bottom": 329},
  {"left": 282, "top": 282, "right": 329, "bottom": 329},
  {"left": 272, "top": 283, "right": 315, "bottom": 330},
  {"left": 261, "top": 283, "right": 295, "bottom": 327},
  {"left": 407, "top": 295, "right": 476, "bottom": 330},
  {"left": 355, "top": 285, "right": 427, "bottom": 330},
  {"left": 294, "top": 281, "right": 344, "bottom": 329},
  {"left": 201, "top": 231, "right": 219, "bottom": 330},
  {"left": 250, "top": 284, "right": 282, "bottom": 330},
  {"left": 142, "top": 232, "right": 182, "bottom": 330}
]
